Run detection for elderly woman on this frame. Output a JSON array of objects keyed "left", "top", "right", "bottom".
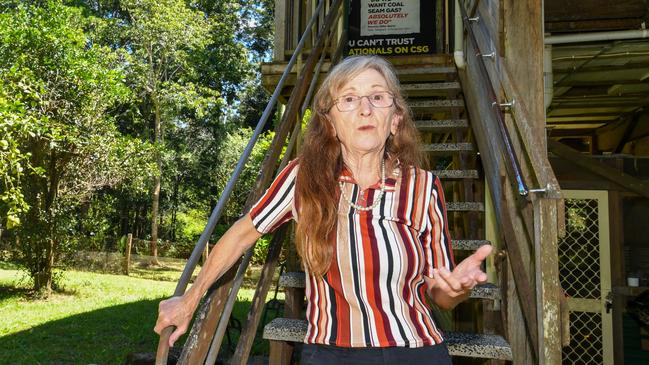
[{"left": 155, "top": 55, "right": 492, "bottom": 364}]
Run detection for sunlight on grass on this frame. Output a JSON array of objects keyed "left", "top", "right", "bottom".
[
  {"left": 0, "top": 268, "right": 177, "bottom": 337},
  {"left": 0, "top": 263, "right": 286, "bottom": 363}
]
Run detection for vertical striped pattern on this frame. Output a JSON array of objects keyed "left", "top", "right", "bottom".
[{"left": 249, "top": 160, "right": 456, "bottom": 348}]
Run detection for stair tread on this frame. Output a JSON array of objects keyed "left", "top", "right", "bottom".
[
  {"left": 421, "top": 143, "right": 474, "bottom": 154},
  {"left": 416, "top": 119, "right": 468, "bottom": 131},
  {"left": 445, "top": 331, "right": 513, "bottom": 360},
  {"left": 452, "top": 239, "right": 491, "bottom": 250},
  {"left": 446, "top": 201, "right": 484, "bottom": 211},
  {"left": 263, "top": 318, "right": 512, "bottom": 361},
  {"left": 410, "top": 99, "right": 464, "bottom": 108},
  {"left": 471, "top": 282, "right": 501, "bottom": 300},
  {"left": 402, "top": 82, "right": 461, "bottom": 91},
  {"left": 397, "top": 66, "right": 457, "bottom": 75},
  {"left": 279, "top": 273, "right": 498, "bottom": 300},
  {"left": 431, "top": 169, "right": 479, "bottom": 179}
]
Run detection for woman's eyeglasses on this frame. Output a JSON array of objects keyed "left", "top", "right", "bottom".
[{"left": 332, "top": 91, "right": 394, "bottom": 112}]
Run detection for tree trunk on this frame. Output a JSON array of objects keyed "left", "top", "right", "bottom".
[
  {"left": 34, "top": 150, "right": 60, "bottom": 295},
  {"left": 171, "top": 173, "right": 180, "bottom": 241},
  {"left": 150, "top": 94, "right": 162, "bottom": 265}
]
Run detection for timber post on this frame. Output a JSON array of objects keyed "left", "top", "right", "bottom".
[{"left": 124, "top": 233, "right": 132, "bottom": 276}]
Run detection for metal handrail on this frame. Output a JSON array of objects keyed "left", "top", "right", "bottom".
[
  {"left": 155, "top": 1, "right": 332, "bottom": 364},
  {"left": 458, "top": 4, "right": 529, "bottom": 197},
  {"left": 203, "top": 6, "right": 343, "bottom": 363}
]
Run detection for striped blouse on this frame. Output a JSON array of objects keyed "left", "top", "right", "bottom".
[{"left": 249, "top": 159, "right": 455, "bottom": 348}]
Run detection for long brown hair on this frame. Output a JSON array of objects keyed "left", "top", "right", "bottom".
[{"left": 295, "top": 55, "right": 423, "bottom": 275}]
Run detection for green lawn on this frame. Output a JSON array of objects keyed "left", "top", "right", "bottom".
[{"left": 0, "top": 261, "right": 284, "bottom": 364}]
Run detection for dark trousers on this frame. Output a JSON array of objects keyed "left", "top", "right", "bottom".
[{"left": 300, "top": 342, "right": 452, "bottom": 365}]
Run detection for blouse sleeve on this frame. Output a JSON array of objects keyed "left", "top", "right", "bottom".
[
  {"left": 248, "top": 159, "right": 299, "bottom": 234},
  {"left": 422, "top": 173, "right": 456, "bottom": 278}
]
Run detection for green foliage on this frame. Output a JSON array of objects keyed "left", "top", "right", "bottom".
[
  {"left": 215, "top": 127, "right": 276, "bottom": 221},
  {"left": 162, "top": 208, "right": 208, "bottom": 258},
  {"left": 0, "top": 74, "right": 42, "bottom": 229},
  {"left": 0, "top": 0, "right": 278, "bottom": 290},
  {"left": 0, "top": 0, "right": 155, "bottom": 291},
  {"left": 252, "top": 235, "right": 272, "bottom": 265}
]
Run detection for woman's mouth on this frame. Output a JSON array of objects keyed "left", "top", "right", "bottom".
[{"left": 358, "top": 125, "right": 375, "bottom": 131}]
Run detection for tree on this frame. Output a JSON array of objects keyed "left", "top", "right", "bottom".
[
  {"left": 0, "top": 0, "right": 152, "bottom": 293},
  {"left": 120, "top": 0, "right": 225, "bottom": 264}
]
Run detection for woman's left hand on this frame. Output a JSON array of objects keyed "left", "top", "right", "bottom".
[{"left": 427, "top": 244, "right": 493, "bottom": 309}]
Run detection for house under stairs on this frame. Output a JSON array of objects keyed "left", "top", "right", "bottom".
[{"left": 154, "top": 1, "right": 564, "bottom": 364}]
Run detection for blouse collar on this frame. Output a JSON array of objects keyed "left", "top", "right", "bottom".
[{"left": 338, "top": 163, "right": 399, "bottom": 191}]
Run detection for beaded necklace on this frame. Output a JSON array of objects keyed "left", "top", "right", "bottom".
[{"left": 338, "top": 158, "right": 386, "bottom": 211}]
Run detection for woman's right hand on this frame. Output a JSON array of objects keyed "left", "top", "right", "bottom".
[
  {"left": 154, "top": 295, "right": 196, "bottom": 347},
  {"left": 152, "top": 215, "right": 261, "bottom": 347}
]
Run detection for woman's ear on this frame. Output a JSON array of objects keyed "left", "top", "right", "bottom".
[{"left": 390, "top": 113, "right": 402, "bottom": 135}]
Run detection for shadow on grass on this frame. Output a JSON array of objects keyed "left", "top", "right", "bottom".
[
  {"left": 0, "top": 296, "right": 278, "bottom": 365},
  {"left": 0, "top": 299, "right": 165, "bottom": 364},
  {"left": 0, "top": 284, "right": 31, "bottom": 301}
]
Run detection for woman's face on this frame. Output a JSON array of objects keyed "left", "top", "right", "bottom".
[{"left": 327, "top": 68, "right": 401, "bottom": 157}]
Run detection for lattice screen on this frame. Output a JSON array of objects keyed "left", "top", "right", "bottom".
[{"left": 559, "top": 198, "right": 604, "bottom": 365}]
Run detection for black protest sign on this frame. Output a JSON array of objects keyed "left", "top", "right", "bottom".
[{"left": 346, "top": 0, "right": 436, "bottom": 57}]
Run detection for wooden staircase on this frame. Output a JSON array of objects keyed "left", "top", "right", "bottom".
[
  {"left": 261, "top": 60, "right": 513, "bottom": 364},
  {"left": 156, "top": 1, "right": 563, "bottom": 364}
]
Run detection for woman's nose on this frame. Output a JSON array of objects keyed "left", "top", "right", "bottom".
[{"left": 358, "top": 96, "right": 373, "bottom": 115}]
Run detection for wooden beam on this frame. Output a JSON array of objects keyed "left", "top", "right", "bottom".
[
  {"left": 544, "top": 0, "right": 649, "bottom": 21},
  {"left": 548, "top": 139, "right": 649, "bottom": 199},
  {"left": 231, "top": 226, "right": 288, "bottom": 365},
  {"left": 554, "top": 64, "right": 649, "bottom": 74},
  {"left": 545, "top": 18, "right": 647, "bottom": 32},
  {"left": 177, "top": 265, "right": 239, "bottom": 365},
  {"left": 273, "top": 0, "right": 287, "bottom": 61},
  {"left": 614, "top": 113, "right": 641, "bottom": 153}
]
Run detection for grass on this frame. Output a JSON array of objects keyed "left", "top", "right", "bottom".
[{"left": 0, "top": 258, "right": 285, "bottom": 364}]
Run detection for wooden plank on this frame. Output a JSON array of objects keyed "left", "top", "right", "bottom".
[
  {"left": 124, "top": 233, "right": 132, "bottom": 275},
  {"left": 506, "top": 256, "right": 537, "bottom": 364},
  {"left": 230, "top": 226, "right": 288, "bottom": 365},
  {"left": 458, "top": 61, "right": 539, "bottom": 360},
  {"left": 544, "top": 0, "right": 648, "bottom": 22},
  {"left": 546, "top": 18, "right": 647, "bottom": 32},
  {"left": 614, "top": 113, "right": 642, "bottom": 153},
  {"left": 273, "top": 0, "right": 287, "bottom": 61},
  {"left": 268, "top": 341, "right": 293, "bottom": 365},
  {"left": 548, "top": 139, "right": 649, "bottom": 199},
  {"left": 534, "top": 198, "right": 562, "bottom": 365},
  {"left": 178, "top": 3, "right": 345, "bottom": 361},
  {"left": 177, "top": 265, "right": 238, "bottom": 365},
  {"left": 292, "top": 0, "right": 300, "bottom": 50}
]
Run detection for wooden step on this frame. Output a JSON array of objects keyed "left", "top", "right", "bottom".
[
  {"left": 263, "top": 318, "right": 512, "bottom": 361},
  {"left": 452, "top": 239, "right": 491, "bottom": 250},
  {"left": 446, "top": 202, "right": 485, "bottom": 212},
  {"left": 410, "top": 99, "right": 464, "bottom": 114},
  {"left": 445, "top": 331, "right": 513, "bottom": 360},
  {"left": 278, "top": 271, "right": 306, "bottom": 289},
  {"left": 402, "top": 82, "right": 461, "bottom": 97},
  {"left": 432, "top": 169, "right": 479, "bottom": 179},
  {"left": 415, "top": 119, "right": 468, "bottom": 132},
  {"left": 396, "top": 66, "right": 457, "bottom": 82},
  {"left": 471, "top": 283, "right": 501, "bottom": 300},
  {"left": 279, "top": 273, "right": 499, "bottom": 300},
  {"left": 421, "top": 143, "right": 474, "bottom": 155}
]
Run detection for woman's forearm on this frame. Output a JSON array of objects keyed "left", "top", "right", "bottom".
[{"left": 182, "top": 214, "right": 262, "bottom": 309}]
